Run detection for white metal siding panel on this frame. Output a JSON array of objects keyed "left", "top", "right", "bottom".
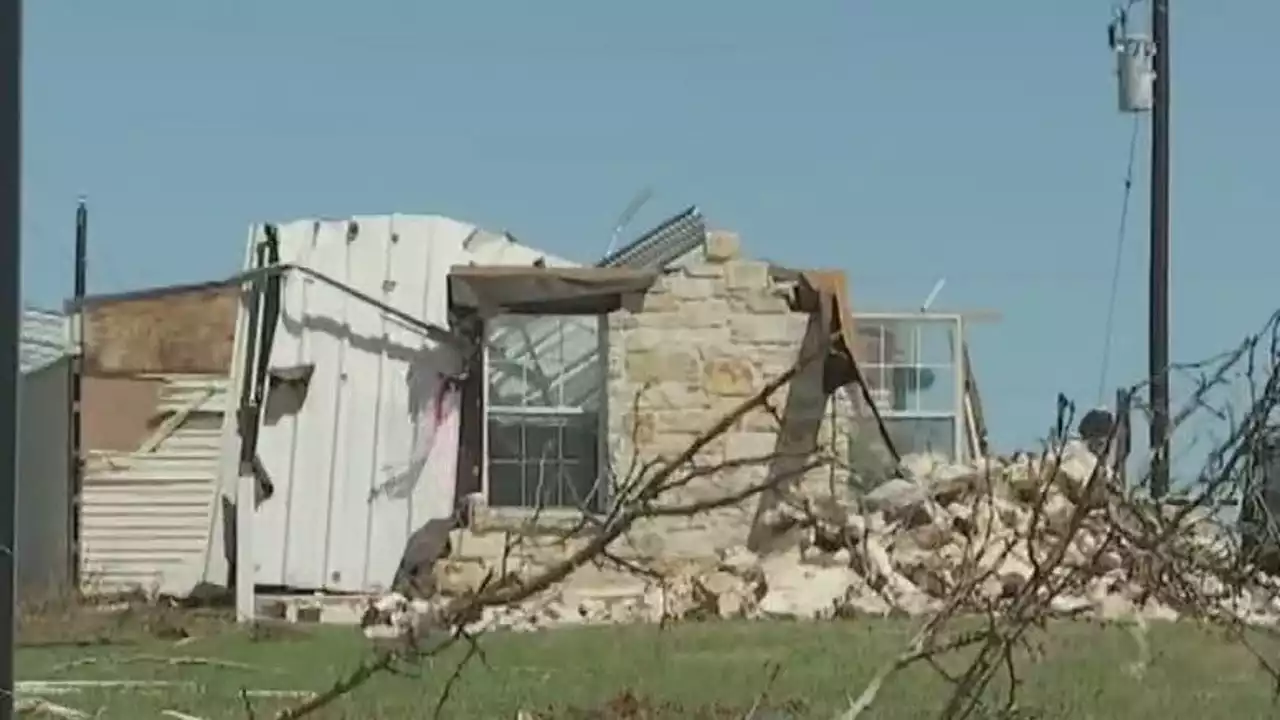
[
  {"left": 16, "top": 358, "right": 72, "bottom": 600},
  {"left": 81, "top": 404, "right": 223, "bottom": 596},
  {"left": 249, "top": 215, "right": 472, "bottom": 593}
]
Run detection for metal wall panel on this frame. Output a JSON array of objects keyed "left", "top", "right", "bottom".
[
  {"left": 16, "top": 357, "right": 72, "bottom": 600},
  {"left": 243, "top": 216, "right": 485, "bottom": 593},
  {"left": 80, "top": 378, "right": 226, "bottom": 596}
]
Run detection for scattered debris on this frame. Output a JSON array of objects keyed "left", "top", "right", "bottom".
[
  {"left": 160, "top": 711, "right": 208, "bottom": 720},
  {"left": 51, "top": 655, "right": 261, "bottom": 673},
  {"left": 14, "top": 699, "right": 89, "bottom": 719},
  {"left": 362, "top": 440, "right": 1280, "bottom": 640}
]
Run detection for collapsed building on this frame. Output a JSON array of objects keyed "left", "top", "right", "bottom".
[
  {"left": 223, "top": 215, "right": 985, "bottom": 623},
  {"left": 42, "top": 207, "right": 993, "bottom": 623}
]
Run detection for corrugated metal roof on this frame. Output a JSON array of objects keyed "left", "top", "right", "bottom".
[
  {"left": 21, "top": 308, "right": 70, "bottom": 374},
  {"left": 597, "top": 206, "right": 706, "bottom": 269}
]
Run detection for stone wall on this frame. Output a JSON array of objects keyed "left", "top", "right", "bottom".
[
  {"left": 444, "top": 233, "right": 863, "bottom": 593},
  {"left": 605, "top": 231, "right": 854, "bottom": 557}
]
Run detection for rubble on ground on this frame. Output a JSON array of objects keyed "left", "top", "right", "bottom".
[{"left": 363, "top": 440, "right": 1280, "bottom": 640}]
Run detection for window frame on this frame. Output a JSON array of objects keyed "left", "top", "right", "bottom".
[{"left": 480, "top": 313, "right": 610, "bottom": 519}]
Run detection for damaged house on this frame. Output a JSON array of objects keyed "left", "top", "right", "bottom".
[
  {"left": 222, "top": 211, "right": 983, "bottom": 621},
  {"left": 50, "top": 207, "right": 983, "bottom": 620}
]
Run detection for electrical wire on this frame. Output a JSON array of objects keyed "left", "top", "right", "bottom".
[{"left": 1096, "top": 115, "right": 1142, "bottom": 404}]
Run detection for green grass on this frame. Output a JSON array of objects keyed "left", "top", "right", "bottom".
[{"left": 15, "top": 612, "right": 1280, "bottom": 719}]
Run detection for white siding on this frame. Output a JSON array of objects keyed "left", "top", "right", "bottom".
[
  {"left": 81, "top": 377, "right": 226, "bottom": 596},
  {"left": 16, "top": 358, "right": 72, "bottom": 600},
  {"left": 243, "top": 216, "right": 481, "bottom": 593}
]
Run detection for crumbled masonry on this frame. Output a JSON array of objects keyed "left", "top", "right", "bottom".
[{"left": 363, "top": 440, "right": 1280, "bottom": 640}]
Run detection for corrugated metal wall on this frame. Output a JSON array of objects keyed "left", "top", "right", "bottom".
[
  {"left": 16, "top": 357, "right": 72, "bottom": 601},
  {"left": 245, "top": 216, "right": 468, "bottom": 593},
  {"left": 81, "top": 376, "right": 227, "bottom": 596}
]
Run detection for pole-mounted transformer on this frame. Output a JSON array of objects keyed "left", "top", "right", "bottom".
[{"left": 1109, "top": 9, "right": 1156, "bottom": 113}]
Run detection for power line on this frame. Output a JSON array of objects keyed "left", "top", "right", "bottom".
[{"left": 1096, "top": 115, "right": 1142, "bottom": 404}]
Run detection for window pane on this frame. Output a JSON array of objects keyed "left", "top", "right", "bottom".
[
  {"left": 915, "top": 321, "right": 957, "bottom": 366},
  {"left": 487, "top": 419, "right": 522, "bottom": 460},
  {"left": 486, "top": 314, "right": 602, "bottom": 410},
  {"left": 561, "top": 461, "right": 602, "bottom": 511},
  {"left": 486, "top": 411, "right": 602, "bottom": 511},
  {"left": 488, "top": 461, "right": 525, "bottom": 508},
  {"left": 884, "top": 417, "right": 956, "bottom": 459},
  {"left": 915, "top": 365, "right": 957, "bottom": 414},
  {"left": 523, "top": 421, "right": 562, "bottom": 462},
  {"left": 524, "top": 463, "right": 562, "bottom": 509},
  {"left": 560, "top": 413, "right": 599, "bottom": 460}
]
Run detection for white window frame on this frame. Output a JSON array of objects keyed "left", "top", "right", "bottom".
[
  {"left": 855, "top": 313, "right": 966, "bottom": 461},
  {"left": 481, "top": 314, "right": 609, "bottom": 517}
]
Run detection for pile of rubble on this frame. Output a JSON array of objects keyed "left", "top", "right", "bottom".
[{"left": 364, "top": 440, "right": 1280, "bottom": 640}]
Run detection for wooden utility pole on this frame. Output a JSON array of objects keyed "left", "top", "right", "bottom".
[{"left": 1148, "top": 0, "right": 1171, "bottom": 498}]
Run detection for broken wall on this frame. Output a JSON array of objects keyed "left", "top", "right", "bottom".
[
  {"left": 448, "top": 233, "right": 864, "bottom": 591},
  {"left": 605, "top": 231, "right": 856, "bottom": 556}
]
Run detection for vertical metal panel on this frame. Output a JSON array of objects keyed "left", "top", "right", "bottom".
[
  {"left": 248, "top": 215, "right": 479, "bottom": 593},
  {"left": 15, "top": 357, "right": 72, "bottom": 600},
  {"left": 80, "top": 377, "right": 227, "bottom": 596}
]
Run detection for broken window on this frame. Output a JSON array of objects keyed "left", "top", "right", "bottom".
[
  {"left": 854, "top": 314, "right": 963, "bottom": 460},
  {"left": 484, "top": 313, "right": 606, "bottom": 513}
]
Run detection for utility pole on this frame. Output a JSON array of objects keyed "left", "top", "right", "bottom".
[
  {"left": 0, "top": 2, "right": 20, "bottom": 719},
  {"left": 69, "top": 199, "right": 87, "bottom": 591},
  {"left": 1149, "top": 0, "right": 1171, "bottom": 498}
]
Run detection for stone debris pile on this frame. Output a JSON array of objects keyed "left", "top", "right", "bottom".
[{"left": 363, "top": 440, "right": 1280, "bottom": 640}]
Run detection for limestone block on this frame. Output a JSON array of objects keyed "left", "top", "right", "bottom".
[
  {"left": 639, "top": 291, "right": 678, "bottom": 313},
  {"left": 724, "top": 431, "right": 778, "bottom": 461},
  {"left": 638, "top": 381, "right": 709, "bottom": 410},
  {"left": 730, "top": 314, "right": 809, "bottom": 346},
  {"left": 621, "top": 412, "right": 656, "bottom": 445},
  {"left": 703, "top": 356, "right": 758, "bottom": 397},
  {"left": 684, "top": 263, "right": 725, "bottom": 279},
  {"left": 655, "top": 409, "right": 719, "bottom": 435},
  {"left": 740, "top": 291, "right": 791, "bottom": 314},
  {"left": 625, "top": 349, "right": 699, "bottom": 384},
  {"left": 724, "top": 261, "right": 771, "bottom": 291},
  {"left": 704, "top": 231, "right": 741, "bottom": 262},
  {"left": 676, "top": 299, "right": 731, "bottom": 329},
  {"left": 664, "top": 275, "right": 719, "bottom": 300}
]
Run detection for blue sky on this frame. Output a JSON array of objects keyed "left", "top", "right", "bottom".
[{"left": 21, "top": 1, "right": 1280, "bottom": 455}]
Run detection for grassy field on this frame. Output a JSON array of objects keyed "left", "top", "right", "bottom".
[{"left": 15, "top": 605, "right": 1280, "bottom": 719}]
